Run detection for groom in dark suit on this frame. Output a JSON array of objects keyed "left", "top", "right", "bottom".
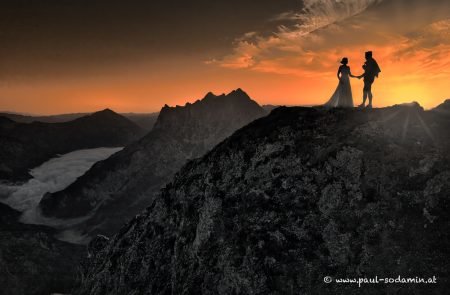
[{"left": 357, "top": 51, "right": 381, "bottom": 108}]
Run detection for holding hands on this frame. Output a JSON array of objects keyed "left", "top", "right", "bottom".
[{"left": 350, "top": 74, "right": 364, "bottom": 79}]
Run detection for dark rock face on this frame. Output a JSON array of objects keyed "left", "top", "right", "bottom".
[
  {"left": 0, "top": 203, "right": 84, "bottom": 295},
  {"left": 0, "top": 109, "right": 144, "bottom": 181},
  {"left": 78, "top": 104, "right": 450, "bottom": 294},
  {"left": 39, "top": 89, "right": 266, "bottom": 239}
]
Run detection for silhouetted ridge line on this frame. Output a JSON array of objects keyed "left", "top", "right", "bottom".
[
  {"left": 0, "top": 110, "right": 144, "bottom": 181},
  {"left": 38, "top": 89, "right": 267, "bottom": 241},
  {"left": 77, "top": 102, "right": 450, "bottom": 294}
]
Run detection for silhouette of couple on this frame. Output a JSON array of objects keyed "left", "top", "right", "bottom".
[{"left": 325, "top": 51, "right": 381, "bottom": 108}]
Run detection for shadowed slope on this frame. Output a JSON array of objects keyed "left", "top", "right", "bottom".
[
  {"left": 39, "top": 89, "right": 266, "bottom": 241},
  {"left": 78, "top": 103, "right": 450, "bottom": 294},
  {"left": 0, "top": 203, "right": 84, "bottom": 295},
  {"left": 0, "top": 109, "right": 144, "bottom": 181}
]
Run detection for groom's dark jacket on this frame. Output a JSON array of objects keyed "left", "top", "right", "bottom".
[{"left": 363, "top": 58, "right": 381, "bottom": 81}]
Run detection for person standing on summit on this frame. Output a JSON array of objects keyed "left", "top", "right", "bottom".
[{"left": 356, "top": 51, "right": 381, "bottom": 108}]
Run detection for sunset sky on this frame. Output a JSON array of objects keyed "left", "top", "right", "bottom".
[{"left": 1, "top": 0, "right": 449, "bottom": 114}]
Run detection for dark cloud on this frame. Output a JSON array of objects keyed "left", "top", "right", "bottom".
[{"left": 0, "top": 0, "right": 300, "bottom": 78}]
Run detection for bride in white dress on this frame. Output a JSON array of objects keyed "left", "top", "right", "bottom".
[{"left": 325, "top": 57, "right": 355, "bottom": 108}]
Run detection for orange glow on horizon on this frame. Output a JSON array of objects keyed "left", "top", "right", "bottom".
[
  {"left": 1, "top": 1, "right": 450, "bottom": 115},
  {"left": 1, "top": 20, "right": 450, "bottom": 114},
  {"left": 1, "top": 54, "right": 447, "bottom": 116}
]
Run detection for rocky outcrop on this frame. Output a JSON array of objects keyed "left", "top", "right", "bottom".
[
  {"left": 432, "top": 99, "right": 450, "bottom": 112},
  {"left": 78, "top": 103, "right": 450, "bottom": 294},
  {"left": 0, "top": 203, "right": 84, "bottom": 295},
  {"left": 39, "top": 89, "right": 267, "bottom": 240},
  {"left": 0, "top": 109, "right": 144, "bottom": 181}
]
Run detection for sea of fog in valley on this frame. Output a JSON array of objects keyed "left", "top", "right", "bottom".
[{"left": 0, "top": 147, "right": 122, "bottom": 226}]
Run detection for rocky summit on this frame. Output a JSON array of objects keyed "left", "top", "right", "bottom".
[
  {"left": 77, "top": 103, "right": 450, "bottom": 294},
  {"left": 432, "top": 99, "right": 450, "bottom": 112},
  {"left": 39, "top": 89, "right": 266, "bottom": 240}
]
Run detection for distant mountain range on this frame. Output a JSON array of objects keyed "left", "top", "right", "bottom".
[
  {"left": 0, "top": 109, "right": 145, "bottom": 181},
  {"left": 0, "top": 111, "right": 159, "bottom": 131},
  {"left": 77, "top": 102, "right": 450, "bottom": 295},
  {"left": 0, "top": 112, "right": 90, "bottom": 123},
  {"left": 39, "top": 89, "right": 267, "bottom": 240}
]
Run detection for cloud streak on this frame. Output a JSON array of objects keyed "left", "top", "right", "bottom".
[
  {"left": 208, "top": 0, "right": 450, "bottom": 107},
  {"left": 212, "top": 0, "right": 384, "bottom": 72}
]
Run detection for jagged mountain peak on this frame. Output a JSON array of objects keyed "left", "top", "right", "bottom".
[
  {"left": 201, "top": 88, "right": 249, "bottom": 101},
  {"left": 202, "top": 91, "right": 224, "bottom": 100},
  {"left": 153, "top": 89, "right": 265, "bottom": 133},
  {"left": 229, "top": 87, "right": 248, "bottom": 96},
  {"left": 38, "top": 90, "right": 267, "bottom": 237},
  {"left": 161, "top": 89, "right": 255, "bottom": 111}
]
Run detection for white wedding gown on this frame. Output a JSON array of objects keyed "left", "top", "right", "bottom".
[{"left": 325, "top": 65, "right": 354, "bottom": 108}]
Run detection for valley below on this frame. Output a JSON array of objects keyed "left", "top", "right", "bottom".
[
  {"left": 0, "top": 147, "right": 122, "bottom": 229},
  {"left": 0, "top": 95, "right": 449, "bottom": 295}
]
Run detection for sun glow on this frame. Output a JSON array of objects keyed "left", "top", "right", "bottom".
[{"left": 0, "top": 0, "right": 449, "bottom": 114}]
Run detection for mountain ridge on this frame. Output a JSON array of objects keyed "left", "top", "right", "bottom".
[
  {"left": 77, "top": 102, "right": 450, "bottom": 294},
  {"left": 0, "top": 109, "right": 144, "bottom": 181},
  {"left": 0, "top": 110, "right": 159, "bottom": 131},
  {"left": 39, "top": 89, "right": 267, "bottom": 241}
]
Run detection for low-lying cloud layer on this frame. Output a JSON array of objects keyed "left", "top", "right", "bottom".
[{"left": 0, "top": 147, "right": 122, "bottom": 225}]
